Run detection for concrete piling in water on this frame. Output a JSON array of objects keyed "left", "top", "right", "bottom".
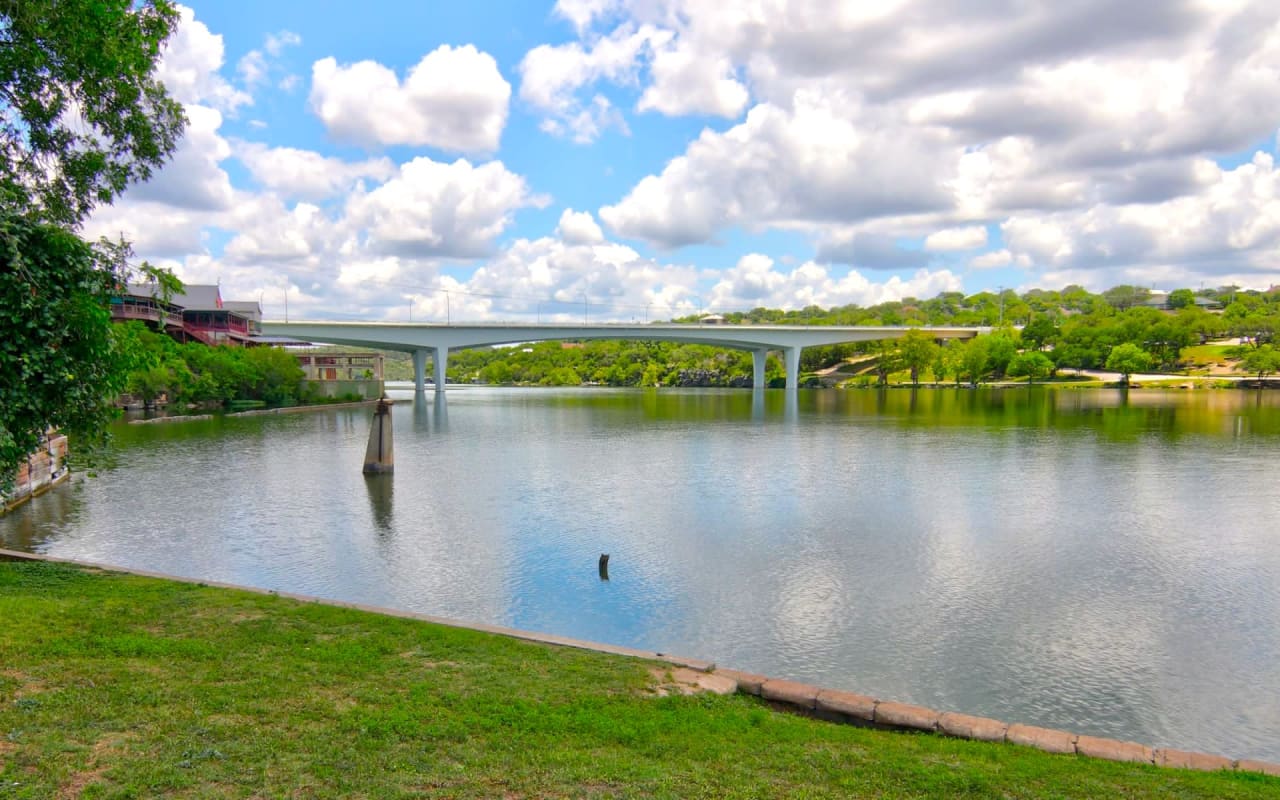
[{"left": 363, "top": 398, "right": 394, "bottom": 474}]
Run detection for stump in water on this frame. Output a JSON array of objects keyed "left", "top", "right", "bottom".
[{"left": 363, "top": 398, "right": 394, "bottom": 474}]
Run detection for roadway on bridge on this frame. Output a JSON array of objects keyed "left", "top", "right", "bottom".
[{"left": 260, "top": 320, "right": 985, "bottom": 390}]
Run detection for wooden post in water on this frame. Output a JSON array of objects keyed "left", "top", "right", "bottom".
[
  {"left": 598, "top": 553, "right": 610, "bottom": 580},
  {"left": 363, "top": 398, "right": 394, "bottom": 474}
]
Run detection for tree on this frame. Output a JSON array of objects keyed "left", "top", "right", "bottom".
[
  {"left": 1006, "top": 352, "right": 1054, "bottom": 384},
  {"left": 1237, "top": 344, "right": 1280, "bottom": 383},
  {"left": 960, "top": 337, "right": 990, "bottom": 387},
  {"left": 1167, "top": 288, "right": 1196, "bottom": 310},
  {"left": 1, "top": 218, "right": 131, "bottom": 483},
  {"left": 1019, "top": 315, "right": 1059, "bottom": 351},
  {"left": 932, "top": 339, "right": 965, "bottom": 386},
  {"left": 897, "top": 329, "right": 939, "bottom": 387},
  {"left": 1105, "top": 343, "right": 1152, "bottom": 386},
  {"left": 984, "top": 331, "right": 1019, "bottom": 377},
  {"left": 1, "top": 1, "right": 184, "bottom": 486},
  {"left": 869, "top": 339, "right": 901, "bottom": 385},
  {"left": 1102, "top": 285, "right": 1152, "bottom": 311},
  {"left": 1, "top": 0, "right": 185, "bottom": 225}
]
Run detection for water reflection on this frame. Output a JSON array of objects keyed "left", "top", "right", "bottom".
[
  {"left": 411, "top": 390, "right": 430, "bottom": 431},
  {"left": 364, "top": 474, "right": 394, "bottom": 532},
  {"left": 4, "top": 386, "right": 1280, "bottom": 761},
  {"left": 433, "top": 391, "right": 449, "bottom": 431}
]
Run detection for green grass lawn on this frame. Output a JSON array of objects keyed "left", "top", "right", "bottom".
[
  {"left": 2, "top": 561, "right": 1277, "bottom": 798},
  {"left": 1181, "top": 345, "right": 1241, "bottom": 374}
]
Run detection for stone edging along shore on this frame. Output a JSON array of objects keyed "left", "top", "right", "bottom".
[
  {"left": 2, "top": 548, "right": 1276, "bottom": 779},
  {"left": 126, "top": 398, "right": 379, "bottom": 424}
]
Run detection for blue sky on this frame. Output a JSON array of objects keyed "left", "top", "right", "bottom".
[{"left": 87, "top": 1, "right": 1280, "bottom": 321}]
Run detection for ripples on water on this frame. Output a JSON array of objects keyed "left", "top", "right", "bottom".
[{"left": 3, "top": 386, "right": 1279, "bottom": 762}]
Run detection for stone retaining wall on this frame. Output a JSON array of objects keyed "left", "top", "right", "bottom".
[
  {"left": 1, "top": 434, "right": 70, "bottom": 515},
  {"left": 1, "top": 548, "right": 1275, "bottom": 779},
  {"left": 127, "top": 398, "right": 380, "bottom": 425},
  {"left": 714, "top": 668, "right": 1276, "bottom": 776}
]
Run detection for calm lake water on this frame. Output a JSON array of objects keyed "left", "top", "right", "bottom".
[{"left": 4, "top": 386, "right": 1280, "bottom": 761}]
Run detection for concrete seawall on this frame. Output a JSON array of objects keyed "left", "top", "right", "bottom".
[
  {"left": 1, "top": 547, "right": 1276, "bottom": 778},
  {"left": 1, "top": 434, "right": 70, "bottom": 516},
  {"left": 126, "top": 398, "right": 380, "bottom": 425}
]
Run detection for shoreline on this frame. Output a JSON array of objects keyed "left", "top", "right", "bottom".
[
  {"left": 2, "top": 546, "right": 1275, "bottom": 776},
  {"left": 125, "top": 397, "right": 381, "bottom": 425}
]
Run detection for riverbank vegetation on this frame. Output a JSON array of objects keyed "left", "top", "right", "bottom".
[
  {"left": 116, "top": 322, "right": 311, "bottom": 409},
  {"left": 379, "top": 284, "right": 1280, "bottom": 389},
  {"left": 2, "top": 559, "right": 1275, "bottom": 798}
]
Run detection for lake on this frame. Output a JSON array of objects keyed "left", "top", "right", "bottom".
[{"left": 4, "top": 385, "right": 1279, "bottom": 762}]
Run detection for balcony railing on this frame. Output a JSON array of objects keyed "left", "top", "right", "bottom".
[{"left": 110, "top": 302, "right": 184, "bottom": 329}]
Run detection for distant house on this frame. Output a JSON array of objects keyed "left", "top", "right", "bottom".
[
  {"left": 113, "top": 284, "right": 260, "bottom": 345},
  {"left": 222, "top": 300, "right": 263, "bottom": 334},
  {"left": 294, "top": 351, "right": 385, "bottom": 399},
  {"left": 110, "top": 286, "right": 186, "bottom": 338},
  {"left": 1141, "top": 292, "right": 1222, "bottom": 312}
]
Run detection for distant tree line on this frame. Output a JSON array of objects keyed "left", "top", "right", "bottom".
[{"left": 400, "top": 284, "right": 1280, "bottom": 388}]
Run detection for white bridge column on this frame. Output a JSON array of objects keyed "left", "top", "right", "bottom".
[
  {"left": 432, "top": 346, "right": 449, "bottom": 392},
  {"left": 783, "top": 346, "right": 802, "bottom": 390},
  {"left": 752, "top": 348, "right": 769, "bottom": 390},
  {"left": 412, "top": 349, "right": 428, "bottom": 392}
]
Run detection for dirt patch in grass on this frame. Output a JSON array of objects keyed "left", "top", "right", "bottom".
[
  {"left": 647, "top": 666, "right": 736, "bottom": 697},
  {"left": 397, "top": 651, "right": 462, "bottom": 670},
  {"left": 1, "top": 668, "right": 45, "bottom": 696},
  {"left": 56, "top": 766, "right": 108, "bottom": 799},
  {"left": 53, "top": 733, "right": 135, "bottom": 800}
]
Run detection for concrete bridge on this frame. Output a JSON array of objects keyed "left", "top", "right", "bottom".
[{"left": 259, "top": 321, "right": 987, "bottom": 390}]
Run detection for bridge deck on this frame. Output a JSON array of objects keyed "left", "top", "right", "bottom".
[{"left": 259, "top": 321, "right": 986, "bottom": 390}]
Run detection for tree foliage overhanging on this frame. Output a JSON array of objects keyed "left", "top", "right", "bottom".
[
  {"left": 1, "top": 0, "right": 185, "bottom": 225},
  {"left": 0, "top": 217, "right": 132, "bottom": 480},
  {"left": 1, "top": 0, "right": 184, "bottom": 487}
]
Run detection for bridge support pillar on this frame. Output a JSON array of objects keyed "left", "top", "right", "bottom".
[
  {"left": 432, "top": 347, "right": 448, "bottom": 392},
  {"left": 752, "top": 348, "right": 769, "bottom": 390},
  {"left": 783, "top": 346, "right": 802, "bottom": 390},
  {"left": 412, "top": 349, "right": 428, "bottom": 392}
]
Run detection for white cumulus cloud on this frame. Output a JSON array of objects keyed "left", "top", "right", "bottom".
[
  {"left": 556, "top": 208, "right": 606, "bottom": 244},
  {"left": 925, "top": 226, "right": 989, "bottom": 252},
  {"left": 344, "top": 157, "right": 543, "bottom": 258},
  {"left": 233, "top": 141, "right": 395, "bottom": 200},
  {"left": 157, "top": 5, "right": 251, "bottom": 112},
  {"left": 310, "top": 45, "right": 511, "bottom": 153}
]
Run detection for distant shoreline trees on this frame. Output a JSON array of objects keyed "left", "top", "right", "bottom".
[{"left": 407, "top": 283, "right": 1280, "bottom": 389}]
